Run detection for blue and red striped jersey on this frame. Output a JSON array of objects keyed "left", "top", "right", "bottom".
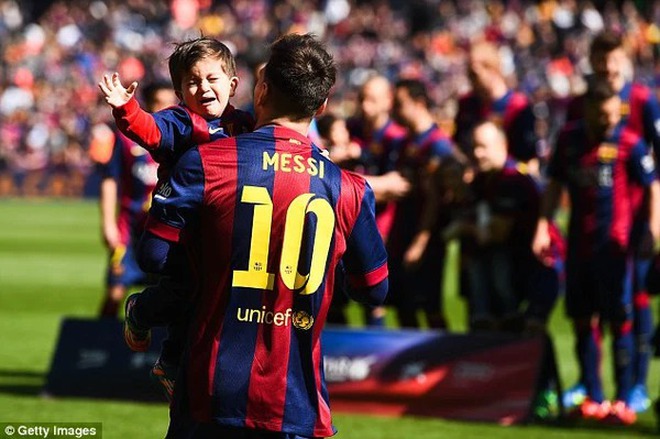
[
  {"left": 548, "top": 122, "right": 656, "bottom": 258},
  {"left": 347, "top": 117, "right": 407, "bottom": 176},
  {"left": 387, "top": 124, "right": 455, "bottom": 256},
  {"left": 565, "top": 81, "right": 660, "bottom": 155},
  {"left": 99, "top": 132, "right": 158, "bottom": 244},
  {"left": 145, "top": 125, "right": 388, "bottom": 437},
  {"left": 471, "top": 159, "right": 541, "bottom": 252},
  {"left": 113, "top": 98, "right": 255, "bottom": 179},
  {"left": 346, "top": 117, "right": 407, "bottom": 239},
  {"left": 565, "top": 81, "right": 660, "bottom": 233},
  {"left": 454, "top": 90, "right": 538, "bottom": 162}
]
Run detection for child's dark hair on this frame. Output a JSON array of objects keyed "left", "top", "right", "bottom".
[
  {"left": 315, "top": 114, "right": 340, "bottom": 141},
  {"left": 590, "top": 30, "right": 623, "bottom": 58},
  {"left": 142, "top": 81, "right": 173, "bottom": 108},
  {"left": 263, "top": 33, "right": 336, "bottom": 121},
  {"left": 168, "top": 37, "right": 236, "bottom": 91},
  {"left": 395, "top": 78, "right": 433, "bottom": 109},
  {"left": 585, "top": 77, "right": 617, "bottom": 103}
]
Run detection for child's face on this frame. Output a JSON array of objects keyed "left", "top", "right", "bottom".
[
  {"left": 178, "top": 58, "right": 239, "bottom": 119},
  {"left": 328, "top": 119, "right": 350, "bottom": 147}
]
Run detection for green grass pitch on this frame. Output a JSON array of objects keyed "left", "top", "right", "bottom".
[{"left": 0, "top": 199, "right": 658, "bottom": 438}]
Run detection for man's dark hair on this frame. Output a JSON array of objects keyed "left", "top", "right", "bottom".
[
  {"left": 395, "top": 78, "right": 433, "bottom": 109},
  {"left": 590, "top": 30, "right": 623, "bottom": 57},
  {"left": 585, "top": 77, "right": 617, "bottom": 103},
  {"left": 263, "top": 33, "right": 336, "bottom": 121},
  {"left": 168, "top": 37, "right": 236, "bottom": 92},
  {"left": 142, "top": 81, "right": 174, "bottom": 109}
]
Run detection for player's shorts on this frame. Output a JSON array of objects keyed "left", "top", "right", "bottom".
[
  {"left": 565, "top": 247, "right": 633, "bottom": 323},
  {"left": 387, "top": 240, "right": 445, "bottom": 313},
  {"left": 519, "top": 257, "right": 562, "bottom": 322},
  {"left": 166, "top": 417, "right": 321, "bottom": 439},
  {"left": 630, "top": 221, "right": 654, "bottom": 294},
  {"left": 106, "top": 242, "right": 149, "bottom": 288}
]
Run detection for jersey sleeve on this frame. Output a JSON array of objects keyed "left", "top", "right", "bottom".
[
  {"left": 151, "top": 106, "right": 196, "bottom": 155},
  {"left": 508, "top": 104, "right": 538, "bottom": 162},
  {"left": 629, "top": 140, "right": 657, "bottom": 187},
  {"left": 112, "top": 97, "right": 163, "bottom": 151},
  {"left": 642, "top": 92, "right": 660, "bottom": 156},
  {"left": 430, "top": 136, "right": 454, "bottom": 160},
  {"left": 145, "top": 147, "right": 205, "bottom": 243},
  {"left": 547, "top": 130, "right": 568, "bottom": 182},
  {"left": 98, "top": 135, "right": 123, "bottom": 180},
  {"left": 341, "top": 183, "right": 389, "bottom": 289}
]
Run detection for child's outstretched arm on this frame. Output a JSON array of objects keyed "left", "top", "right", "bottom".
[
  {"left": 98, "top": 72, "right": 163, "bottom": 151},
  {"left": 99, "top": 72, "right": 137, "bottom": 108}
]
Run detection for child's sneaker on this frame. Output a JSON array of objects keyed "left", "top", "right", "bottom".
[
  {"left": 151, "top": 358, "right": 177, "bottom": 403},
  {"left": 603, "top": 400, "right": 636, "bottom": 425},
  {"left": 562, "top": 383, "right": 587, "bottom": 410},
  {"left": 123, "top": 294, "right": 151, "bottom": 352},
  {"left": 626, "top": 384, "right": 651, "bottom": 413}
]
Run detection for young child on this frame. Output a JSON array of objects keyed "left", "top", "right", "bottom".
[
  {"left": 316, "top": 113, "right": 363, "bottom": 170},
  {"left": 98, "top": 37, "right": 254, "bottom": 401}
]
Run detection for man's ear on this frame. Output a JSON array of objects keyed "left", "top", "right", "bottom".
[
  {"left": 229, "top": 76, "right": 239, "bottom": 97},
  {"left": 175, "top": 90, "right": 183, "bottom": 102},
  {"left": 255, "top": 81, "right": 268, "bottom": 108},
  {"left": 314, "top": 98, "right": 329, "bottom": 117}
]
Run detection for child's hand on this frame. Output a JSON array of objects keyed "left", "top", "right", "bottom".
[{"left": 98, "top": 72, "right": 138, "bottom": 108}]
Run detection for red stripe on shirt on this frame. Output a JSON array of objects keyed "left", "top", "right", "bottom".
[
  {"left": 627, "top": 83, "right": 649, "bottom": 137},
  {"left": 312, "top": 170, "right": 367, "bottom": 435},
  {"left": 348, "top": 262, "right": 389, "bottom": 288},
  {"left": 145, "top": 216, "right": 183, "bottom": 243},
  {"left": 187, "top": 137, "right": 238, "bottom": 421},
  {"left": 312, "top": 264, "right": 334, "bottom": 437},
  {"left": 184, "top": 107, "right": 211, "bottom": 145},
  {"left": 502, "top": 92, "right": 528, "bottom": 129}
]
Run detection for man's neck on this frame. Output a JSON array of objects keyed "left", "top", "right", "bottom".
[
  {"left": 410, "top": 112, "right": 435, "bottom": 135},
  {"left": 367, "top": 113, "right": 390, "bottom": 132},
  {"left": 479, "top": 79, "right": 508, "bottom": 102},
  {"left": 256, "top": 116, "right": 312, "bottom": 137}
]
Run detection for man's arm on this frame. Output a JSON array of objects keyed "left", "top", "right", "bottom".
[
  {"left": 341, "top": 182, "right": 389, "bottom": 306},
  {"left": 532, "top": 179, "right": 563, "bottom": 259},
  {"left": 99, "top": 72, "right": 164, "bottom": 150},
  {"left": 363, "top": 172, "right": 410, "bottom": 203},
  {"left": 100, "top": 177, "right": 120, "bottom": 250},
  {"left": 98, "top": 138, "right": 122, "bottom": 250},
  {"left": 648, "top": 180, "right": 660, "bottom": 244},
  {"left": 139, "top": 147, "right": 205, "bottom": 270}
]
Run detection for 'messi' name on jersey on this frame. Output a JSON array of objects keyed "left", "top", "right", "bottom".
[{"left": 263, "top": 151, "right": 325, "bottom": 178}]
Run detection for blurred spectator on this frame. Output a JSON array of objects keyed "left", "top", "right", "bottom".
[
  {"left": 533, "top": 79, "right": 660, "bottom": 425},
  {"left": 388, "top": 78, "right": 460, "bottom": 329},
  {"left": 0, "top": 0, "right": 658, "bottom": 197}
]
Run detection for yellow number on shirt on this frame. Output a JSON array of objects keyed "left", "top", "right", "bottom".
[
  {"left": 232, "top": 185, "right": 335, "bottom": 294},
  {"left": 232, "top": 186, "right": 275, "bottom": 290}
]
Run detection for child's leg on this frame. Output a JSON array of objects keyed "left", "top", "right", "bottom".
[{"left": 129, "top": 275, "right": 189, "bottom": 328}]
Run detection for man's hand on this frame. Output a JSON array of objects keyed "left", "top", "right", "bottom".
[
  {"left": 103, "top": 221, "right": 121, "bottom": 251},
  {"left": 99, "top": 72, "right": 137, "bottom": 108},
  {"left": 403, "top": 231, "right": 430, "bottom": 269},
  {"left": 532, "top": 218, "right": 552, "bottom": 266}
]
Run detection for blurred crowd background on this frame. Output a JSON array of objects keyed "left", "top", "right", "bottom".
[{"left": 0, "top": 0, "right": 658, "bottom": 197}]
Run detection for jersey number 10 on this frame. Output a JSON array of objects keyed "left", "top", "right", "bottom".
[{"left": 232, "top": 185, "right": 335, "bottom": 295}]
